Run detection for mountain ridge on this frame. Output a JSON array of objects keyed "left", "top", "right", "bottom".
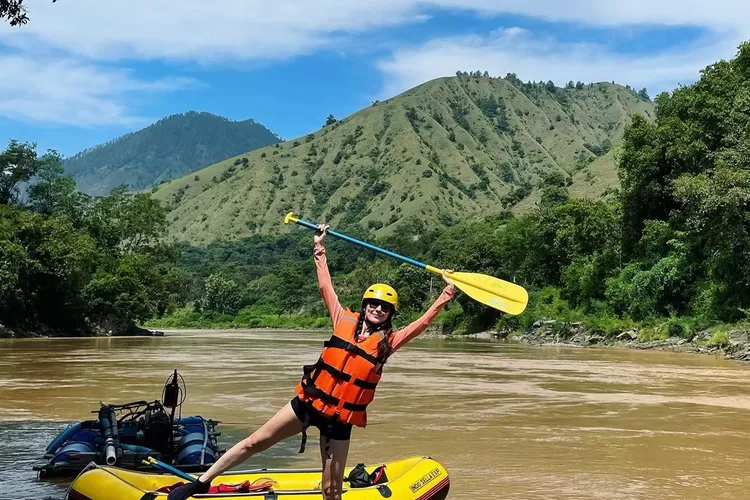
[
  {"left": 151, "top": 75, "right": 654, "bottom": 244},
  {"left": 64, "top": 110, "right": 281, "bottom": 195}
]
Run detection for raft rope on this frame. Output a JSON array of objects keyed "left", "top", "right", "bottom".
[{"left": 201, "top": 418, "right": 208, "bottom": 465}]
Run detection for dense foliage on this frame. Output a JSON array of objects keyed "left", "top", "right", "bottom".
[
  {"left": 64, "top": 111, "right": 280, "bottom": 196},
  {"left": 616, "top": 42, "right": 750, "bottom": 322},
  {"left": 0, "top": 140, "right": 188, "bottom": 336}
]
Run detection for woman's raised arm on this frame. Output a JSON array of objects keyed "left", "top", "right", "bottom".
[
  {"left": 388, "top": 270, "right": 456, "bottom": 352},
  {"left": 313, "top": 224, "right": 345, "bottom": 328}
]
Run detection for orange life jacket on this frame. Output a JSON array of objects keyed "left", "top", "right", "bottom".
[{"left": 295, "top": 309, "right": 392, "bottom": 428}]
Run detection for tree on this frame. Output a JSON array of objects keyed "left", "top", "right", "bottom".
[
  {"left": 0, "top": 139, "right": 190, "bottom": 335},
  {"left": 618, "top": 42, "right": 750, "bottom": 257},
  {"left": 324, "top": 114, "right": 337, "bottom": 127},
  {"left": 604, "top": 221, "right": 691, "bottom": 320},
  {"left": 613, "top": 41, "right": 750, "bottom": 321},
  {"left": 26, "top": 149, "right": 78, "bottom": 215},
  {"left": 84, "top": 185, "right": 168, "bottom": 256},
  {"left": 542, "top": 171, "right": 570, "bottom": 188},
  {"left": 84, "top": 253, "right": 190, "bottom": 327},
  {"left": 0, "top": 235, "right": 25, "bottom": 314},
  {"left": 0, "top": 205, "right": 99, "bottom": 328},
  {"left": 504, "top": 73, "right": 522, "bottom": 86},
  {"left": 0, "top": 139, "right": 39, "bottom": 205},
  {"left": 638, "top": 87, "right": 650, "bottom": 100},
  {"left": 540, "top": 185, "right": 570, "bottom": 207},
  {"left": 202, "top": 272, "right": 243, "bottom": 315},
  {"left": 533, "top": 198, "right": 621, "bottom": 300},
  {"left": 616, "top": 114, "right": 666, "bottom": 256},
  {"left": 1, "top": 0, "right": 58, "bottom": 27},
  {"left": 84, "top": 265, "right": 154, "bottom": 327},
  {"left": 673, "top": 166, "right": 750, "bottom": 319}
]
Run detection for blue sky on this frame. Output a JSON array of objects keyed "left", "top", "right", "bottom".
[{"left": 0, "top": 0, "right": 747, "bottom": 157}]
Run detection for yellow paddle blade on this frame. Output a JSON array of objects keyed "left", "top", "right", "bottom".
[{"left": 445, "top": 271, "right": 529, "bottom": 315}]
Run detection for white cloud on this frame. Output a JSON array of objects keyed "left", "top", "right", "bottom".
[
  {"left": 0, "top": 0, "right": 431, "bottom": 125},
  {"left": 5, "top": 1, "right": 750, "bottom": 62},
  {"left": 427, "top": 0, "right": 749, "bottom": 31},
  {"left": 2, "top": 1, "right": 750, "bottom": 126},
  {"left": 1, "top": 0, "right": 429, "bottom": 61},
  {"left": 375, "top": 27, "right": 743, "bottom": 99},
  {"left": 0, "top": 54, "right": 195, "bottom": 126}
]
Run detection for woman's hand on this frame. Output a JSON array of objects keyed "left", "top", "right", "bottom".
[
  {"left": 314, "top": 223, "right": 330, "bottom": 245},
  {"left": 167, "top": 478, "right": 211, "bottom": 500},
  {"left": 441, "top": 269, "right": 456, "bottom": 295}
]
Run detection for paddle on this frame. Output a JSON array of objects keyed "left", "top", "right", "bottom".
[
  {"left": 283, "top": 212, "right": 528, "bottom": 315},
  {"left": 142, "top": 456, "right": 197, "bottom": 482}
]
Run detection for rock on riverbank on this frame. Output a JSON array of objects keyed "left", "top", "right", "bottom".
[{"left": 491, "top": 320, "right": 750, "bottom": 363}]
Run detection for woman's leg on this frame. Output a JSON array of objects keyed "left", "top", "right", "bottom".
[
  {"left": 319, "top": 437, "right": 350, "bottom": 500},
  {"left": 197, "top": 401, "right": 303, "bottom": 483}
]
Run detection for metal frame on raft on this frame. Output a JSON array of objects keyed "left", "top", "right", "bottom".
[{"left": 33, "top": 370, "right": 226, "bottom": 479}]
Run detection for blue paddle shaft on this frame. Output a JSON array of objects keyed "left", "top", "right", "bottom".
[
  {"left": 149, "top": 458, "right": 197, "bottom": 482},
  {"left": 294, "top": 217, "right": 428, "bottom": 269}
]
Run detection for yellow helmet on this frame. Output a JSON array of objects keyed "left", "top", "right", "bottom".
[{"left": 362, "top": 283, "right": 399, "bottom": 311}]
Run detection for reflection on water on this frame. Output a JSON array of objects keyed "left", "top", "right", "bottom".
[{"left": 2, "top": 329, "right": 750, "bottom": 499}]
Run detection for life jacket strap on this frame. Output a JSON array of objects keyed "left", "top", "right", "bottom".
[
  {"left": 309, "top": 360, "right": 378, "bottom": 390},
  {"left": 315, "top": 360, "right": 351, "bottom": 383},
  {"left": 323, "top": 336, "right": 384, "bottom": 366},
  {"left": 353, "top": 378, "right": 378, "bottom": 390},
  {"left": 299, "top": 411, "right": 310, "bottom": 454},
  {"left": 301, "top": 383, "right": 368, "bottom": 412}
]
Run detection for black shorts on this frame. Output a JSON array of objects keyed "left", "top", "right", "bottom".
[{"left": 290, "top": 396, "right": 352, "bottom": 441}]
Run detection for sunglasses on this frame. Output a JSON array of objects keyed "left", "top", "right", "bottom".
[{"left": 364, "top": 300, "right": 394, "bottom": 313}]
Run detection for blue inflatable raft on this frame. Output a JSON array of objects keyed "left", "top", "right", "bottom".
[{"left": 34, "top": 371, "right": 224, "bottom": 477}]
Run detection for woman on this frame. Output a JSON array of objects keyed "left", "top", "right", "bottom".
[{"left": 169, "top": 224, "right": 456, "bottom": 500}]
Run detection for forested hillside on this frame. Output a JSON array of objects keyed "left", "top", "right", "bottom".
[
  {"left": 152, "top": 75, "right": 653, "bottom": 244},
  {"left": 64, "top": 111, "right": 280, "bottom": 195}
]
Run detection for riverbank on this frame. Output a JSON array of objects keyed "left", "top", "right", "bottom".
[
  {"left": 0, "top": 320, "right": 164, "bottom": 339},
  {"left": 496, "top": 319, "right": 750, "bottom": 363}
]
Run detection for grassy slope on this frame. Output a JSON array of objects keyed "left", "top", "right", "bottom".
[
  {"left": 153, "top": 76, "right": 653, "bottom": 245},
  {"left": 511, "top": 150, "right": 620, "bottom": 214}
]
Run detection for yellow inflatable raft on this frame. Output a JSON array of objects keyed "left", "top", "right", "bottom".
[{"left": 66, "top": 455, "right": 450, "bottom": 499}]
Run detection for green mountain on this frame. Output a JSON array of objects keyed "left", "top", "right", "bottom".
[
  {"left": 64, "top": 111, "right": 281, "bottom": 195},
  {"left": 152, "top": 75, "right": 654, "bottom": 245}
]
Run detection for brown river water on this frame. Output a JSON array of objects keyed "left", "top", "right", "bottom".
[{"left": 2, "top": 329, "right": 750, "bottom": 499}]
